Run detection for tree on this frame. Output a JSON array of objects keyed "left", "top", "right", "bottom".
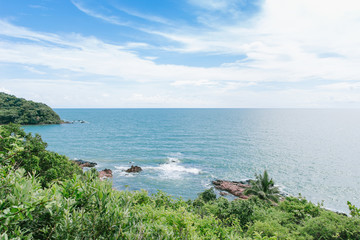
[
  {"left": 0, "top": 124, "right": 82, "bottom": 187},
  {"left": 0, "top": 92, "right": 61, "bottom": 125},
  {"left": 244, "top": 170, "right": 280, "bottom": 203}
]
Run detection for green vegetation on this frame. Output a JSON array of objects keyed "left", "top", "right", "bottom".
[
  {"left": 0, "top": 124, "right": 82, "bottom": 187},
  {"left": 347, "top": 201, "right": 360, "bottom": 218},
  {"left": 1, "top": 124, "right": 360, "bottom": 239},
  {"left": 0, "top": 92, "right": 61, "bottom": 125},
  {"left": 244, "top": 170, "right": 281, "bottom": 204}
]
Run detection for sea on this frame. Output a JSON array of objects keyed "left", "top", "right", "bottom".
[{"left": 23, "top": 109, "right": 360, "bottom": 213}]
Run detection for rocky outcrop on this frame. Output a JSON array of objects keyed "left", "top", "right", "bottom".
[
  {"left": 99, "top": 168, "right": 113, "bottom": 180},
  {"left": 125, "top": 165, "right": 142, "bottom": 173},
  {"left": 63, "top": 120, "right": 87, "bottom": 124},
  {"left": 212, "top": 180, "right": 250, "bottom": 199},
  {"left": 71, "top": 159, "right": 112, "bottom": 180},
  {"left": 72, "top": 159, "right": 97, "bottom": 168}
]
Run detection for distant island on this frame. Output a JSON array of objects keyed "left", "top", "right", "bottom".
[{"left": 0, "top": 92, "right": 61, "bottom": 125}]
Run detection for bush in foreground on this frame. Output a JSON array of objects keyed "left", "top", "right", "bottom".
[
  {"left": 2, "top": 165, "right": 360, "bottom": 239},
  {"left": 0, "top": 124, "right": 82, "bottom": 187},
  {"left": 0, "top": 168, "right": 243, "bottom": 239}
]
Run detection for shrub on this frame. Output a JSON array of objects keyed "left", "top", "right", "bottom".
[
  {"left": 0, "top": 166, "right": 244, "bottom": 239},
  {"left": 199, "top": 188, "right": 217, "bottom": 202},
  {"left": 301, "top": 211, "right": 360, "bottom": 239},
  {"left": 0, "top": 124, "right": 82, "bottom": 186},
  {"left": 246, "top": 220, "right": 291, "bottom": 239},
  {"left": 347, "top": 201, "right": 360, "bottom": 218},
  {"left": 279, "top": 196, "right": 321, "bottom": 223}
]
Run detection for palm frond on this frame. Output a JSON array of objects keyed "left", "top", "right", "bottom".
[{"left": 244, "top": 170, "right": 280, "bottom": 203}]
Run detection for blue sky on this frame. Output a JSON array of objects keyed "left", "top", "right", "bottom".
[{"left": 1, "top": 0, "right": 360, "bottom": 107}]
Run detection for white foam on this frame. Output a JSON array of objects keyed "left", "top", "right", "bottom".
[
  {"left": 114, "top": 154, "right": 201, "bottom": 179},
  {"left": 113, "top": 166, "right": 136, "bottom": 177},
  {"left": 143, "top": 163, "right": 201, "bottom": 174},
  {"left": 144, "top": 159, "right": 201, "bottom": 179},
  {"left": 114, "top": 166, "right": 128, "bottom": 171}
]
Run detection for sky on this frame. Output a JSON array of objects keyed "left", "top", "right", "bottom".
[{"left": 0, "top": 0, "right": 360, "bottom": 108}]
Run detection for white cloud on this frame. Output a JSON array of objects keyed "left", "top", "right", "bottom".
[
  {"left": 1, "top": 0, "right": 360, "bottom": 107},
  {"left": 124, "top": 42, "right": 150, "bottom": 49},
  {"left": 319, "top": 82, "right": 360, "bottom": 91},
  {"left": 0, "top": 20, "right": 67, "bottom": 44},
  {"left": 143, "top": 56, "right": 158, "bottom": 60},
  {"left": 171, "top": 79, "right": 219, "bottom": 87},
  {"left": 113, "top": 5, "right": 172, "bottom": 25},
  {"left": 23, "top": 66, "right": 46, "bottom": 75},
  {"left": 28, "top": 5, "right": 48, "bottom": 10},
  {"left": 149, "top": 0, "right": 360, "bottom": 84},
  {"left": 187, "top": 0, "right": 238, "bottom": 11},
  {"left": 0, "top": 21, "right": 264, "bottom": 84},
  {"left": 71, "top": 0, "right": 130, "bottom": 27}
]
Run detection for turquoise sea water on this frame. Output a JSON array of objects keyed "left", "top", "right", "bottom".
[{"left": 23, "top": 109, "right": 360, "bottom": 213}]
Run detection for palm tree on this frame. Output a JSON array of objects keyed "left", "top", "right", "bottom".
[{"left": 244, "top": 170, "right": 280, "bottom": 203}]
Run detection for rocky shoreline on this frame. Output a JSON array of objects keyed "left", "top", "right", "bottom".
[
  {"left": 70, "top": 160, "right": 348, "bottom": 215},
  {"left": 72, "top": 159, "right": 113, "bottom": 180},
  {"left": 212, "top": 179, "right": 251, "bottom": 199},
  {"left": 73, "top": 159, "right": 254, "bottom": 199},
  {"left": 73, "top": 159, "right": 144, "bottom": 180},
  {"left": 212, "top": 179, "right": 291, "bottom": 200},
  {"left": 72, "top": 159, "right": 97, "bottom": 168}
]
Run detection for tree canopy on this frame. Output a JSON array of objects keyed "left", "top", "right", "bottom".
[
  {"left": 0, "top": 124, "right": 82, "bottom": 187},
  {"left": 0, "top": 92, "right": 61, "bottom": 125},
  {"left": 244, "top": 170, "right": 281, "bottom": 203}
]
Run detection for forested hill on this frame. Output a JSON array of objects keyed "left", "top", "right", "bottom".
[{"left": 0, "top": 92, "right": 61, "bottom": 125}]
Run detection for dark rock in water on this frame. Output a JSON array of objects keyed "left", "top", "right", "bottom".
[
  {"left": 63, "top": 120, "right": 87, "bottom": 124},
  {"left": 334, "top": 211, "right": 347, "bottom": 216},
  {"left": 99, "top": 169, "right": 112, "bottom": 179},
  {"left": 212, "top": 179, "right": 250, "bottom": 199},
  {"left": 125, "top": 165, "right": 142, "bottom": 173},
  {"left": 72, "top": 159, "right": 97, "bottom": 168},
  {"left": 239, "top": 179, "right": 251, "bottom": 185}
]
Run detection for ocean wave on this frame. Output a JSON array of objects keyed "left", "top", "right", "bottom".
[
  {"left": 113, "top": 166, "right": 137, "bottom": 177},
  {"left": 143, "top": 164, "right": 201, "bottom": 175},
  {"left": 114, "top": 156, "right": 201, "bottom": 179},
  {"left": 145, "top": 157, "right": 202, "bottom": 180}
]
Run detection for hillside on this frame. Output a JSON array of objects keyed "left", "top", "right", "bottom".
[{"left": 0, "top": 92, "right": 61, "bottom": 125}]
